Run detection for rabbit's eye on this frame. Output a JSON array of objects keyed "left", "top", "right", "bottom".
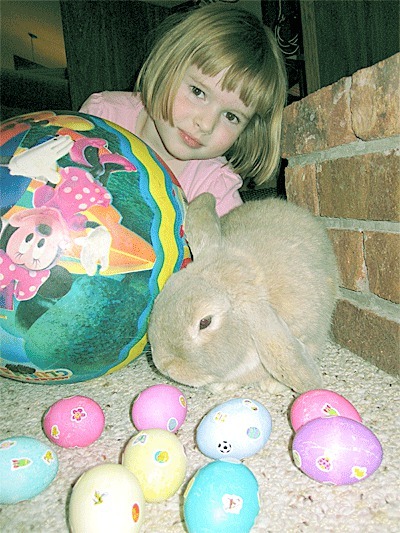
[{"left": 199, "top": 316, "right": 212, "bottom": 330}]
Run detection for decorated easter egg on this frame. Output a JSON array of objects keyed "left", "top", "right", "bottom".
[
  {"left": 122, "top": 428, "right": 187, "bottom": 502},
  {"left": 0, "top": 110, "right": 189, "bottom": 384},
  {"left": 68, "top": 463, "right": 145, "bottom": 533},
  {"left": 184, "top": 460, "right": 260, "bottom": 533},
  {"left": 131, "top": 383, "right": 187, "bottom": 432},
  {"left": 0, "top": 436, "right": 58, "bottom": 504},
  {"left": 290, "top": 389, "right": 362, "bottom": 431},
  {"left": 43, "top": 395, "right": 105, "bottom": 447},
  {"left": 292, "top": 417, "right": 383, "bottom": 485},
  {"left": 196, "top": 398, "right": 272, "bottom": 460}
]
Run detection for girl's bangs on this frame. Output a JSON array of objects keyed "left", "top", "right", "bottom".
[
  {"left": 228, "top": 65, "right": 275, "bottom": 114},
  {"left": 191, "top": 48, "right": 275, "bottom": 114}
]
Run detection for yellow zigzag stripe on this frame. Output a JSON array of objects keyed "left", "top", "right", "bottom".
[{"left": 104, "top": 120, "right": 179, "bottom": 372}]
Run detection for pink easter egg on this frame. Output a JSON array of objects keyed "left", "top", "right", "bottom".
[
  {"left": 131, "top": 384, "right": 187, "bottom": 432},
  {"left": 43, "top": 395, "right": 105, "bottom": 448},
  {"left": 292, "top": 417, "right": 383, "bottom": 485},
  {"left": 290, "top": 389, "right": 362, "bottom": 432}
]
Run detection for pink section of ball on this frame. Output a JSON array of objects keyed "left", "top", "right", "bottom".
[
  {"left": 131, "top": 384, "right": 187, "bottom": 432},
  {"left": 292, "top": 417, "right": 383, "bottom": 485},
  {"left": 290, "top": 389, "right": 362, "bottom": 431},
  {"left": 43, "top": 396, "right": 105, "bottom": 448}
]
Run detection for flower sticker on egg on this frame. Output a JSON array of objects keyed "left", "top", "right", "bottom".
[
  {"left": 316, "top": 456, "right": 332, "bottom": 472},
  {"left": 71, "top": 407, "right": 87, "bottom": 422}
]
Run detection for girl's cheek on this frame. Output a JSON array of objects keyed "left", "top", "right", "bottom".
[{"left": 219, "top": 124, "right": 242, "bottom": 145}]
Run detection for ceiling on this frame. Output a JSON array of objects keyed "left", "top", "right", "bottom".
[
  {"left": 0, "top": 0, "right": 262, "bottom": 70},
  {"left": 1, "top": 1, "right": 67, "bottom": 69}
]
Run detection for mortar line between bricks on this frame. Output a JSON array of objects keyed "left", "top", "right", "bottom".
[
  {"left": 339, "top": 287, "right": 400, "bottom": 322},
  {"left": 285, "top": 135, "right": 400, "bottom": 167},
  {"left": 321, "top": 218, "right": 400, "bottom": 233}
]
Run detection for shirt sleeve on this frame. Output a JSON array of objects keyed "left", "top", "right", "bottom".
[
  {"left": 79, "top": 92, "right": 142, "bottom": 134},
  {"left": 179, "top": 159, "right": 243, "bottom": 217}
]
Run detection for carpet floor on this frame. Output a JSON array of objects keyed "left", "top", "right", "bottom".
[{"left": 0, "top": 341, "right": 399, "bottom": 532}]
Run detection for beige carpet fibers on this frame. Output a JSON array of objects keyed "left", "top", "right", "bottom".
[{"left": 0, "top": 341, "right": 399, "bottom": 532}]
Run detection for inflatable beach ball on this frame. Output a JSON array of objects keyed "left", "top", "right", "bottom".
[{"left": 0, "top": 111, "right": 190, "bottom": 384}]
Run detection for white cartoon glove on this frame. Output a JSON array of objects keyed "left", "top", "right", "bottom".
[
  {"left": 8, "top": 135, "right": 74, "bottom": 184},
  {"left": 76, "top": 226, "right": 112, "bottom": 276}
]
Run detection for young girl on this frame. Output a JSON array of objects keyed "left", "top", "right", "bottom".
[{"left": 80, "top": 4, "right": 287, "bottom": 216}]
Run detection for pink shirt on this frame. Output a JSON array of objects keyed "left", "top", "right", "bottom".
[{"left": 79, "top": 91, "right": 243, "bottom": 216}]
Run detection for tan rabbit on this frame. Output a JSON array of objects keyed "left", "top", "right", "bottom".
[{"left": 148, "top": 193, "right": 339, "bottom": 393}]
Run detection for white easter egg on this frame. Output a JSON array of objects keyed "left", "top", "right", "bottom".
[
  {"left": 68, "top": 463, "right": 145, "bottom": 533},
  {"left": 196, "top": 398, "right": 272, "bottom": 460},
  {"left": 0, "top": 436, "right": 58, "bottom": 504}
]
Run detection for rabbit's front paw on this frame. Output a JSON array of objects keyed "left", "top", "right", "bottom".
[
  {"left": 206, "top": 382, "right": 241, "bottom": 395},
  {"left": 259, "top": 375, "right": 288, "bottom": 394}
]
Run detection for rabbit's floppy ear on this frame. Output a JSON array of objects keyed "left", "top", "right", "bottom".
[
  {"left": 185, "top": 193, "right": 222, "bottom": 256},
  {"left": 241, "top": 299, "right": 323, "bottom": 392}
]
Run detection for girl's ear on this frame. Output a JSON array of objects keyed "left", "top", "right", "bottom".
[{"left": 184, "top": 193, "right": 222, "bottom": 257}]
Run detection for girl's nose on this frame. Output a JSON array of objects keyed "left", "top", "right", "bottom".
[{"left": 195, "top": 111, "right": 217, "bottom": 134}]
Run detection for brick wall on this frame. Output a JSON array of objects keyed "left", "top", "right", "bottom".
[{"left": 282, "top": 52, "right": 399, "bottom": 377}]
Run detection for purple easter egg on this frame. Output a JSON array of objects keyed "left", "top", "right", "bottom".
[{"left": 292, "top": 416, "right": 383, "bottom": 485}]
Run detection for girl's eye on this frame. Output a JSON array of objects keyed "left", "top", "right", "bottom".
[
  {"left": 190, "top": 85, "right": 205, "bottom": 99},
  {"left": 224, "top": 111, "right": 240, "bottom": 124}
]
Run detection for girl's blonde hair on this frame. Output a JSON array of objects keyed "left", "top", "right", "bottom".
[{"left": 135, "top": 4, "right": 287, "bottom": 185}]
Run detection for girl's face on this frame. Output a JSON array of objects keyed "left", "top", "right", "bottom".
[{"left": 149, "top": 65, "right": 255, "bottom": 165}]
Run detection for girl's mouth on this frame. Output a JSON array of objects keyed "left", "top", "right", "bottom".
[{"left": 178, "top": 129, "right": 202, "bottom": 149}]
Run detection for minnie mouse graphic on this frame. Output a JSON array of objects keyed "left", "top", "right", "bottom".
[
  {"left": 0, "top": 207, "right": 70, "bottom": 304},
  {"left": 0, "top": 132, "right": 134, "bottom": 310}
]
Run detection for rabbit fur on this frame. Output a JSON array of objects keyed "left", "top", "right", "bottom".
[{"left": 148, "top": 193, "right": 339, "bottom": 393}]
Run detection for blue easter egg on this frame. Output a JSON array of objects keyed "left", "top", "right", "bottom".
[
  {"left": 196, "top": 398, "right": 272, "bottom": 460},
  {"left": 184, "top": 460, "right": 260, "bottom": 533},
  {"left": 0, "top": 436, "right": 58, "bottom": 504}
]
